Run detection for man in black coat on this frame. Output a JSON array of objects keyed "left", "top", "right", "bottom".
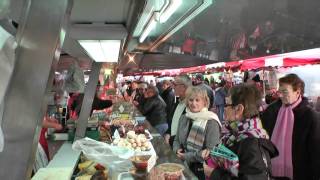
[
  {"left": 136, "top": 85, "right": 168, "bottom": 135},
  {"left": 161, "top": 80, "right": 176, "bottom": 130}
]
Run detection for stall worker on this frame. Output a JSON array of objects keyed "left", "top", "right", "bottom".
[
  {"left": 203, "top": 84, "right": 278, "bottom": 180},
  {"left": 33, "top": 115, "right": 63, "bottom": 173},
  {"left": 173, "top": 86, "right": 221, "bottom": 179},
  {"left": 164, "top": 75, "right": 192, "bottom": 146},
  {"left": 261, "top": 73, "right": 320, "bottom": 180}
]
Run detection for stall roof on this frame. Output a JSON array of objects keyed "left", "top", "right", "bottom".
[
  {"left": 119, "top": 53, "right": 217, "bottom": 74},
  {"left": 205, "top": 48, "right": 320, "bottom": 71}
]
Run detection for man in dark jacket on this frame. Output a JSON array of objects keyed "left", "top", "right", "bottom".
[
  {"left": 194, "top": 74, "right": 215, "bottom": 109},
  {"left": 161, "top": 80, "right": 176, "bottom": 130},
  {"left": 164, "top": 75, "right": 192, "bottom": 146},
  {"left": 214, "top": 80, "right": 227, "bottom": 122},
  {"left": 137, "top": 85, "right": 168, "bottom": 135}
]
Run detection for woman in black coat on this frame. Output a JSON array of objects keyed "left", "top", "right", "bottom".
[
  {"left": 203, "top": 84, "right": 278, "bottom": 180},
  {"left": 261, "top": 74, "right": 320, "bottom": 180}
]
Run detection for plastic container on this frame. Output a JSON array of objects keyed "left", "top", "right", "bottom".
[{"left": 135, "top": 116, "right": 146, "bottom": 125}]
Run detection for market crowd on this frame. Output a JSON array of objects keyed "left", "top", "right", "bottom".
[{"left": 122, "top": 73, "right": 320, "bottom": 180}]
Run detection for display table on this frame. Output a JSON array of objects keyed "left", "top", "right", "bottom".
[
  {"left": 32, "top": 121, "right": 197, "bottom": 180},
  {"left": 31, "top": 142, "right": 81, "bottom": 180}
]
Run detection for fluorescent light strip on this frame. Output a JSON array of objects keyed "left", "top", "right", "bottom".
[
  {"left": 139, "top": 15, "right": 157, "bottom": 43},
  {"left": 151, "top": 0, "right": 213, "bottom": 51},
  {"left": 79, "top": 40, "right": 121, "bottom": 62},
  {"left": 159, "top": 0, "right": 182, "bottom": 23},
  {"left": 133, "top": 6, "right": 155, "bottom": 37}
]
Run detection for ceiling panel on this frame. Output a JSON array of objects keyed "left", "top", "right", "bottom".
[{"left": 70, "top": 0, "right": 132, "bottom": 23}]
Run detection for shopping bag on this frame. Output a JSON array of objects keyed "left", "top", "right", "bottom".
[
  {"left": 72, "top": 137, "right": 134, "bottom": 171},
  {"left": 209, "top": 144, "right": 239, "bottom": 176}
]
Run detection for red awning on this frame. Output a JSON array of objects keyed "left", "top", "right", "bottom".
[{"left": 283, "top": 57, "right": 320, "bottom": 67}]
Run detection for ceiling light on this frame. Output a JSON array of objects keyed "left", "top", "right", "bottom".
[
  {"left": 159, "top": 0, "right": 182, "bottom": 23},
  {"left": 150, "top": 0, "right": 213, "bottom": 51},
  {"left": 139, "top": 15, "right": 157, "bottom": 43},
  {"left": 78, "top": 40, "right": 121, "bottom": 62}
]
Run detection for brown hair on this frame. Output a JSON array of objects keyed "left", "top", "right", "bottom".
[
  {"left": 162, "top": 80, "right": 171, "bottom": 86},
  {"left": 279, "top": 73, "right": 305, "bottom": 94},
  {"left": 229, "top": 84, "right": 262, "bottom": 119}
]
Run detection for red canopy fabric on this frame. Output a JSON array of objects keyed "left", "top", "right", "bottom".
[
  {"left": 283, "top": 58, "right": 320, "bottom": 67},
  {"left": 180, "top": 65, "right": 206, "bottom": 74},
  {"left": 205, "top": 48, "right": 320, "bottom": 71}
]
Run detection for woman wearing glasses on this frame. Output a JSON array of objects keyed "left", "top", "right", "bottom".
[
  {"left": 203, "top": 84, "right": 278, "bottom": 180},
  {"left": 173, "top": 86, "right": 221, "bottom": 179},
  {"left": 261, "top": 74, "right": 320, "bottom": 180}
]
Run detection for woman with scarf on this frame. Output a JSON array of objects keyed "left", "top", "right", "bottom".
[
  {"left": 261, "top": 74, "right": 320, "bottom": 180},
  {"left": 173, "top": 86, "right": 221, "bottom": 179},
  {"left": 203, "top": 84, "right": 278, "bottom": 180}
]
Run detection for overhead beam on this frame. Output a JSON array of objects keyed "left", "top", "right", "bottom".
[
  {"left": 74, "top": 62, "right": 102, "bottom": 140},
  {"left": 69, "top": 24, "right": 127, "bottom": 40}
]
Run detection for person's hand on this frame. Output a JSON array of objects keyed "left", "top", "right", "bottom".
[
  {"left": 42, "top": 116, "right": 63, "bottom": 130},
  {"left": 176, "top": 148, "right": 185, "bottom": 160},
  {"left": 203, "top": 163, "right": 215, "bottom": 177},
  {"left": 201, "top": 149, "right": 210, "bottom": 160},
  {"left": 164, "top": 134, "right": 170, "bottom": 144},
  {"left": 133, "top": 101, "right": 139, "bottom": 106}
]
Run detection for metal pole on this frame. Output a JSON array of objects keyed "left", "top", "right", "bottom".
[
  {"left": 74, "top": 62, "right": 102, "bottom": 140},
  {"left": 0, "top": 0, "right": 72, "bottom": 179},
  {"left": 262, "top": 69, "right": 266, "bottom": 101}
]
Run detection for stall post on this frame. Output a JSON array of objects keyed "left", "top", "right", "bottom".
[
  {"left": 74, "top": 62, "right": 102, "bottom": 140},
  {"left": 0, "top": 0, "right": 72, "bottom": 179}
]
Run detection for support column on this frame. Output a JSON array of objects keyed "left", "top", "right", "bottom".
[
  {"left": 75, "top": 62, "right": 102, "bottom": 140},
  {"left": 0, "top": 0, "right": 73, "bottom": 179}
]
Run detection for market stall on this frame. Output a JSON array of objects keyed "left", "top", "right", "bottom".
[{"left": 33, "top": 96, "right": 197, "bottom": 180}]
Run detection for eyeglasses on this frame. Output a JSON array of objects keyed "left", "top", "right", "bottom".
[
  {"left": 224, "top": 103, "right": 237, "bottom": 108},
  {"left": 138, "top": 88, "right": 147, "bottom": 91},
  {"left": 173, "top": 82, "right": 185, "bottom": 87}
]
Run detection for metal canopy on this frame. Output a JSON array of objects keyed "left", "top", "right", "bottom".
[
  {"left": 119, "top": 53, "right": 217, "bottom": 73},
  {"left": 0, "top": 0, "right": 72, "bottom": 179}
]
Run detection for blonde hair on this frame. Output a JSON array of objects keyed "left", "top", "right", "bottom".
[{"left": 185, "top": 86, "right": 210, "bottom": 108}]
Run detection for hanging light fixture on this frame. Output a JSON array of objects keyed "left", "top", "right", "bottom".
[
  {"left": 159, "top": 0, "right": 182, "bottom": 23},
  {"left": 139, "top": 14, "right": 157, "bottom": 43},
  {"left": 78, "top": 40, "right": 121, "bottom": 62}
]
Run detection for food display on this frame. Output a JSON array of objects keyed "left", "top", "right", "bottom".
[
  {"left": 157, "top": 163, "right": 185, "bottom": 180},
  {"left": 112, "top": 130, "right": 152, "bottom": 152},
  {"left": 75, "top": 160, "right": 108, "bottom": 180},
  {"left": 130, "top": 155, "right": 151, "bottom": 171},
  {"left": 99, "top": 122, "right": 112, "bottom": 143},
  {"left": 111, "top": 118, "right": 135, "bottom": 127}
]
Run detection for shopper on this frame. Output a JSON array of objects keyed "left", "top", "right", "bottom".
[
  {"left": 173, "top": 86, "right": 221, "bottom": 179},
  {"left": 214, "top": 80, "right": 227, "bottom": 122},
  {"left": 136, "top": 85, "right": 168, "bottom": 135},
  {"left": 161, "top": 80, "right": 176, "bottom": 132},
  {"left": 315, "top": 96, "right": 320, "bottom": 112},
  {"left": 261, "top": 73, "right": 320, "bottom": 180},
  {"left": 164, "top": 75, "right": 192, "bottom": 146},
  {"left": 203, "top": 84, "right": 278, "bottom": 180},
  {"left": 194, "top": 74, "right": 215, "bottom": 109},
  {"left": 124, "top": 81, "right": 139, "bottom": 102}
]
